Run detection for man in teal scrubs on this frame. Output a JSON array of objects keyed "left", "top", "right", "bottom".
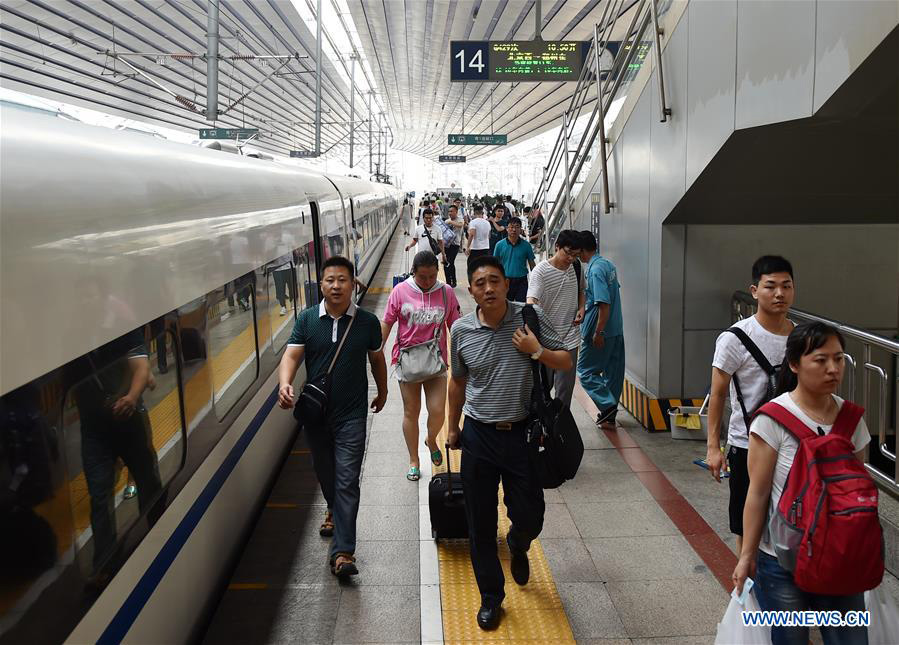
[
  {"left": 492, "top": 217, "right": 535, "bottom": 302},
  {"left": 577, "top": 231, "right": 625, "bottom": 428}
]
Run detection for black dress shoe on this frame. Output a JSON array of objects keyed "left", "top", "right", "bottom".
[
  {"left": 476, "top": 605, "right": 502, "bottom": 630},
  {"left": 507, "top": 533, "right": 530, "bottom": 585}
]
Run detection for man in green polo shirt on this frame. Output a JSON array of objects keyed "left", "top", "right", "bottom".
[
  {"left": 492, "top": 217, "right": 535, "bottom": 302},
  {"left": 277, "top": 256, "right": 388, "bottom": 578}
]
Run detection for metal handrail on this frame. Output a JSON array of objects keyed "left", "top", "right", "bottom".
[
  {"left": 535, "top": 0, "right": 669, "bottom": 247},
  {"left": 731, "top": 291, "right": 899, "bottom": 494}
]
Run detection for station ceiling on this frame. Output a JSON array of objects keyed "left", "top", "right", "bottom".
[
  {"left": 347, "top": 0, "right": 625, "bottom": 161},
  {"left": 0, "top": 0, "right": 376, "bottom": 159},
  {"left": 1, "top": 0, "right": 634, "bottom": 164}
]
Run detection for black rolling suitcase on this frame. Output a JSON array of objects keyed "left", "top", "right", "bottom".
[{"left": 428, "top": 445, "right": 468, "bottom": 540}]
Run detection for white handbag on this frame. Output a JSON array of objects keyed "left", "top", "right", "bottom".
[{"left": 396, "top": 286, "right": 447, "bottom": 383}]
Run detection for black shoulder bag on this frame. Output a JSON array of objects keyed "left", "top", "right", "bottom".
[
  {"left": 293, "top": 313, "right": 357, "bottom": 426},
  {"left": 422, "top": 226, "right": 441, "bottom": 256},
  {"left": 521, "top": 305, "right": 584, "bottom": 489},
  {"left": 725, "top": 326, "right": 780, "bottom": 431}
]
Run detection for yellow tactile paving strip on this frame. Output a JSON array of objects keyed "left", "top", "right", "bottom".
[{"left": 433, "top": 266, "right": 576, "bottom": 644}]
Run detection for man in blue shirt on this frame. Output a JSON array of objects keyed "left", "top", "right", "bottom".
[
  {"left": 492, "top": 217, "right": 535, "bottom": 302},
  {"left": 577, "top": 231, "right": 625, "bottom": 429}
]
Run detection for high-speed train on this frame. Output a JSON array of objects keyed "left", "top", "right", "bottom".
[{"left": 0, "top": 105, "right": 402, "bottom": 643}]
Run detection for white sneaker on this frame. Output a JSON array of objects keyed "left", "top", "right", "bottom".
[{"left": 279, "top": 306, "right": 287, "bottom": 316}]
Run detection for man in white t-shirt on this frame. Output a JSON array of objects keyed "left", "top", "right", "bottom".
[
  {"left": 504, "top": 196, "right": 516, "bottom": 216},
  {"left": 465, "top": 204, "right": 492, "bottom": 271},
  {"left": 707, "top": 255, "right": 795, "bottom": 554},
  {"left": 406, "top": 209, "right": 445, "bottom": 264},
  {"left": 526, "top": 230, "right": 585, "bottom": 406}
]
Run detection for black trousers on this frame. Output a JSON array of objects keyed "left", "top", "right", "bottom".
[
  {"left": 507, "top": 276, "right": 528, "bottom": 302},
  {"left": 467, "top": 248, "right": 490, "bottom": 272},
  {"left": 444, "top": 243, "right": 460, "bottom": 285},
  {"left": 461, "top": 417, "right": 545, "bottom": 608}
]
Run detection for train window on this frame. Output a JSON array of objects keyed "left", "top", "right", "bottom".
[
  {"left": 60, "top": 325, "right": 183, "bottom": 578},
  {"left": 264, "top": 255, "right": 297, "bottom": 352},
  {"left": 1, "top": 376, "right": 71, "bottom": 611},
  {"left": 208, "top": 275, "right": 259, "bottom": 420}
]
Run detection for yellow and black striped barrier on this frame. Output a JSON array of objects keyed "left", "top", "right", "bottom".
[{"left": 621, "top": 378, "right": 704, "bottom": 432}]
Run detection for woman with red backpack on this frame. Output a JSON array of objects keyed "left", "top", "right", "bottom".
[{"left": 733, "top": 321, "right": 882, "bottom": 645}]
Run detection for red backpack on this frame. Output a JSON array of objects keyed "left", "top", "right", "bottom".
[{"left": 758, "top": 400, "right": 884, "bottom": 595}]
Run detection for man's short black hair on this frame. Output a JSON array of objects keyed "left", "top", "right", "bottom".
[
  {"left": 474, "top": 204, "right": 484, "bottom": 213},
  {"left": 322, "top": 255, "right": 355, "bottom": 279},
  {"left": 449, "top": 204, "right": 458, "bottom": 211},
  {"left": 423, "top": 208, "right": 435, "bottom": 217},
  {"left": 555, "top": 229, "right": 583, "bottom": 251},
  {"left": 579, "top": 230, "right": 597, "bottom": 252},
  {"left": 752, "top": 256, "right": 793, "bottom": 285},
  {"left": 508, "top": 216, "right": 522, "bottom": 227},
  {"left": 467, "top": 255, "right": 506, "bottom": 282},
  {"left": 494, "top": 205, "right": 505, "bottom": 214},
  {"left": 523, "top": 206, "right": 532, "bottom": 214}
]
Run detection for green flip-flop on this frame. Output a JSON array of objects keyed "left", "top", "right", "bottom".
[
  {"left": 424, "top": 441, "right": 443, "bottom": 467},
  {"left": 406, "top": 467, "right": 421, "bottom": 481}
]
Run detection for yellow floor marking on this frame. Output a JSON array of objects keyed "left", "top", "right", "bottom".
[
  {"left": 228, "top": 583, "right": 268, "bottom": 590},
  {"left": 435, "top": 339, "right": 576, "bottom": 642},
  {"left": 291, "top": 450, "right": 311, "bottom": 455},
  {"left": 367, "top": 286, "right": 393, "bottom": 294},
  {"left": 265, "top": 503, "right": 299, "bottom": 509}
]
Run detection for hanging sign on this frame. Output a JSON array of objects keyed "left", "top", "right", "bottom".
[
  {"left": 450, "top": 40, "right": 590, "bottom": 82},
  {"left": 290, "top": 150, "right": 319, "bottom": 158},
  {"left": 447, "top": 134, "right": 507, "bottom": 145},
  {"left": 199, "top": 128, "right": 259, "bottom": 139},
  {"left": 439, "top": 155, "right": 467, "bottom": 162}
]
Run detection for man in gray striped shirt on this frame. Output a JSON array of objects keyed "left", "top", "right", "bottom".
[{"left": 447, "top": 256, "right": 571, "bottom": 631}]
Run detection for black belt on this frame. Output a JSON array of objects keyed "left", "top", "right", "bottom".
[{"left": 471, "top": 418, "right": 529, "bottom": 432}]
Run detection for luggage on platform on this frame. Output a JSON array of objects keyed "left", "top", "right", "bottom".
[{"left": 428, "top": 445, "right": 468, "bottom": 540}]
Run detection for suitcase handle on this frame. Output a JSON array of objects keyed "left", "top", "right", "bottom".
[{"left": 444, "top": 442, "right": 457, "bottom": 490}]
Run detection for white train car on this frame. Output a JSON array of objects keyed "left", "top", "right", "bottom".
[{"left": 0, "top": 105, "right": 401, "bottom": 643}]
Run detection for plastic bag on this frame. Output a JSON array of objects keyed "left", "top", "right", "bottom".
[
  {"left": 715, "top": 579, "right": 771, "bottom": 645},
  {"left": 865, "top": 584, "right": 899, "bottom": 645}
]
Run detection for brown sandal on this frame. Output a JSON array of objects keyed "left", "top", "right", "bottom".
[
  {"left": 330, "top": 553, "right": 358, "bottom": 578},
  {"left": 319, "top": 511, "right": 334, "bottom": 537}
]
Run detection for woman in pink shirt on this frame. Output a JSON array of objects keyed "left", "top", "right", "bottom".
[{"left": 381, "top": 251, "right": 461, "bottom": 480}]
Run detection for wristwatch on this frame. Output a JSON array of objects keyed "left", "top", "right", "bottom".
[
  {"left": 596, "top": 329, "right": 605, "bottom": 337},
  {"left": 531, "top": 345, "right": 544, "bottom": 361}
]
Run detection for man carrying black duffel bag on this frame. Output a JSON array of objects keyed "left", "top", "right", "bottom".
[
  {"left": 521, "top": 304, "right": 585, "bottom": 489},
  {"left": 447, "top": 256, "right": 571, "bottom": 631}
]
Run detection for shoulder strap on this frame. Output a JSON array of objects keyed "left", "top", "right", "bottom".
[
  {"left": 522, "top": 304, "right": 551, "bottom": 401},
  {"left": 522, "top": 303, "right": 541, "bottom": 342},
  {"left": 573, "top": 259, "right": 581, "bottom": 286},
  {"left": 726, "top": 327, "right": 775, "bottom": 374},
  {"left": 831, "top": 400, "right": 866, "bottom": 440},
  {"left": 433, "top": 286, "right": 448, "bottom": 341},
  {"left": 327, "top": 313, "right": 357, "bottom": 374},
  {"left": 755, "top": 402, "right": 818, "bottom": 441}
]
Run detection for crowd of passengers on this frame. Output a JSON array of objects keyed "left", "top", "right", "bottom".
[{"left": 276, "top": 193, "right": 882, "bottom": 642}]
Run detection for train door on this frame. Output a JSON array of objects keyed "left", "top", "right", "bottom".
[
  {"left": 306, "top": 199, "right": 323, "bottom": 306},
  {"left": 348, "top": 197, "right": 360, "bottom": 273}
]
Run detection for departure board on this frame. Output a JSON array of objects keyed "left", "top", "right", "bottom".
[{"left": 450, "top": 40, "right": 589, "bottom": 82}]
